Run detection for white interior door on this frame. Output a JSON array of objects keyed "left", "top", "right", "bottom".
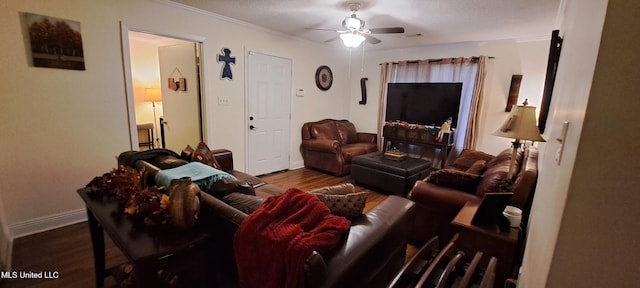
[
  {"left": 247, "top": 52, "right": 292, "bottom": 176},
  {"left": 158, "top": 43, "right": 202, "bottom": 152}
]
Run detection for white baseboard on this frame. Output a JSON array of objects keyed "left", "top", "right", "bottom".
[
  {"left": 8, "top": 209, "right": 88, "bottom": 240},
  {"left": 0, "top": 209, "right": 87, "bottom": 270},
  {"left": 290, "top": 160, "right": 304, "bottom": 170}
]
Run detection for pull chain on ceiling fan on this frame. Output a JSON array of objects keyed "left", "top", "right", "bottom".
[{"left": 306, "top": 3, "right": 405, "bottom": 48}]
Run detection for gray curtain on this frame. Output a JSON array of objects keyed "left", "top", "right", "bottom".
[
  {"left": 377, "top": 62, "right": 398, "bottom": 150},
  {"left": 464, "top": 55, "right": 488, "bottom": 149}
]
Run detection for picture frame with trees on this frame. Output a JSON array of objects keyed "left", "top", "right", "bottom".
[{"left": 23, "top": 12, "right": 85, "bottom": 71}]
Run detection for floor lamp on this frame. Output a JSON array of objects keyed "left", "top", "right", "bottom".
[
  {"left": 144, "top": 88, "right": 162, "bottom": 148},
  {"left": 492, "top": 99, "right": 546, "bottom": 180}
]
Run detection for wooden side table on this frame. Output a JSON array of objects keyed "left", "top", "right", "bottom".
[
  {"left": 77, "top": 188, "right": 209, "bottom": 287},
  {"left": 451, "top": 202, "right": 520, "bottom": 287}
]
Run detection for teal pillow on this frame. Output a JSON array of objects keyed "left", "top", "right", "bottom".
[{"left": 155, "top": 162, "right": 236, "bottom": 192}]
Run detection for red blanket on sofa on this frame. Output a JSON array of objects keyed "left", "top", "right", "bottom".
[{"left": 234, "top": 188, "right": 351, "bottom": 288}]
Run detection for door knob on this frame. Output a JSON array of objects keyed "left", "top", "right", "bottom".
[{"left": 249, "top": 125, "right": 256, "bottom": 130}]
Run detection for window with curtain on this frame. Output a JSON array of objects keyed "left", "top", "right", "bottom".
[{"left": 377, "top": 56, "right": 488, "bottom": 166}]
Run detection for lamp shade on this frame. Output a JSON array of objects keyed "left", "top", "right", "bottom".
[
  {"left": 340, "top": 32, "right": 365, "bottom": 48},
  {"left": 493, "top": 104, "right": 546, "bottom": 142},
  {"left": 144, "top": 88, "right": 162, "bottom": 102}
]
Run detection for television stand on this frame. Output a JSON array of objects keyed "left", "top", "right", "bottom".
[{"left": 382, "top": 125, "right": 453, "bottom": 169}]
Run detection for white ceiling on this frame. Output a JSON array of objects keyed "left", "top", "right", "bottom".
[{"left": 169, "top": 0, "right": 561, "bottom": 50}]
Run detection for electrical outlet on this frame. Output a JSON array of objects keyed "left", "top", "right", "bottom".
[{"left": 218, "top": 97, "right": 229, "bottom": 106}]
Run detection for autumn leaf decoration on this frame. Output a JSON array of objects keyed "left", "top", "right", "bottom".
[{"left": 86, "top": 166, "right": 171, "bottom": 226}]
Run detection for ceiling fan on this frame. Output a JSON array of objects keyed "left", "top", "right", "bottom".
[{"left": 306, "top": 3, "right": 405, "bottom": 48}]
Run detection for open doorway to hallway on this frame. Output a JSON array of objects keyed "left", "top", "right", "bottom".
[{"left": 124, "top": 30, "right": 204, "bottom": 152}]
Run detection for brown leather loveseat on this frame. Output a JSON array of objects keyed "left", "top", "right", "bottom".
[
  {"left": 407, "top": 146, "right": 539, "bottom": 245},
  {"left": 301, "top": 119, "right": 378, "bottom": 176}
]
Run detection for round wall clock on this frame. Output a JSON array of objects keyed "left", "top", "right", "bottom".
[{"left": 315, "top": 65, "right": 333, "bottom": 91}]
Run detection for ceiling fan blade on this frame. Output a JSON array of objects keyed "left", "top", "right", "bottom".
[
  {"left": 364, "top": 35, "right": 382, "bottom": 44},
  {"left": 369, "top": 27, "right": 405, "bottom": 34},
  {"left": 305, "top": 28, "right": 340, "bottom": 32},
  {"left": 324, "top": 36, "right": 340, "bottom": 43}
]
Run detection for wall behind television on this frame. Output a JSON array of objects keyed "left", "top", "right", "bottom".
[{"left": 349, "top": 39, "right": 550, "bottom": 155}]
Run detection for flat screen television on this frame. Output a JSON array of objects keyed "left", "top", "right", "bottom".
[{"left": 385, "top": 82, "right": 463, "bottom": 127}]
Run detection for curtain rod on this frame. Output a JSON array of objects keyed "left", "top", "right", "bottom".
[{"left": 379, "top": 56, "right": 495, "bottom": 65}]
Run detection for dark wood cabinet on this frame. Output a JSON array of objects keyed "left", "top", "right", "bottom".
[{"left": 382, "top": 125, "right": 453, "bottom": 168}]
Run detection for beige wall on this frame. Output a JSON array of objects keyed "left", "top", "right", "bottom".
[
  {"left": 545, "top": 0, "right": 640, "bottom": 286},
  {"left": 0, "top": 0, "right": 351, "bottom": 245},
  {"left": 519, "top": 0, "right": 607, "bottom": 283},
  {"left": 349, "top": 39, "right": 550, "bottom": 155},
  {"left": 520, "top": 0, "right": 640, "bottom": 287}
]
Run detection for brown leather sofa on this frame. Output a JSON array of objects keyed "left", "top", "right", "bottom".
[
  {"left": 121, "top": 148, "right": 415, "bottom": 288},
  {"left": 301, "top": 119, "right": 378, "bottom": 176},
  {"left": 407, "top": 146, "right": 539, "bottom": 245}
]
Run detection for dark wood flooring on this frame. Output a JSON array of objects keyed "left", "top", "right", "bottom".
[{"left": 5, "top": 168, "right": 415, "bottom": 288}]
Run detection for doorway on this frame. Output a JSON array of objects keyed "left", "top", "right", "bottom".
[
  {"left": 246, "top": 52, "right": 292, "bottom": 176},
  {"left": 121, "top": 27, "right": 205, "bottom": 152}
]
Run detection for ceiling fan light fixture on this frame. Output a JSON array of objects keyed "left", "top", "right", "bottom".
[
  {"left": 343, "top": 16, "right": 363, "bottom": 30},
  {"left": 340, "top": 32, "right": 365, "bottom": 48}
]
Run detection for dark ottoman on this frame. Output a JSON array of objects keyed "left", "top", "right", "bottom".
[{"left": 351, "top": 152, "right": 432, "bottom": 196}]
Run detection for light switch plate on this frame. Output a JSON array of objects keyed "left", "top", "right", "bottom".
[{"left": 296, "top": 88, "right": 305, "bottom": 97}]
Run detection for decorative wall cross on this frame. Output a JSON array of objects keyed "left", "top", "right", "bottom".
[{"left": 217, "top": 48, "right": 235, "bottom": 80}]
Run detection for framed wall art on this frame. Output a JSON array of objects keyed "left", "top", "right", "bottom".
[
  {"left": 505, "top": 74, "right": 523, "bottom": 112},
  {"left": 24, "top": 12, "right": 85, "bottom": 70},
  {"left": 538, "top": 30, "right": 563, "bottom": 133}
]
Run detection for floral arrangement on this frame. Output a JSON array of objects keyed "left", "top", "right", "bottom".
[{"left": 86, "top": 166, "right": 171, "bottom": 226}]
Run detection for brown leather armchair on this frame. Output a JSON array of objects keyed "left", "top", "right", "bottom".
[
  {"left": 407, "top": 146, "right": 539, "bottom": 245},
  {"left": 301, "top": 119, "right": 378, "bottom": 176}
]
